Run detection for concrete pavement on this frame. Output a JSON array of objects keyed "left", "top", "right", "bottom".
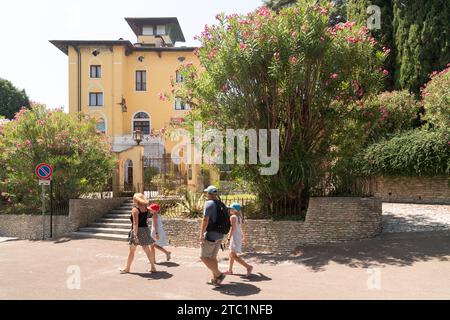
[{"left": 0, "top": 232, "right": 449, "bottom": 300}]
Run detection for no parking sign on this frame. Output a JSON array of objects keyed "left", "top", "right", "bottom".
[{"left": 35, "top": 163, "right": 53, "bottom": 181}]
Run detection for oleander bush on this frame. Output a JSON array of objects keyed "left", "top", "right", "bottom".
[{"left": 0, "top": 104, "right": 116, "bottom": 214}]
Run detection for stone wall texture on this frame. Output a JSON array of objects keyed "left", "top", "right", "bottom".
[
  {"left": 163, "top": 197, "right": 383, "bottom": 254},
  {"left": 375, "top": 176, "right": 450, "bottom": 204},
  {"left": 0, "top": 198, "right": 128, "bottom": 240}
]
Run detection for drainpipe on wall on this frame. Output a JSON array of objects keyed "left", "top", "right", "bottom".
[{"left": 75, "top": 46, "right": 82, "bottom": 114}]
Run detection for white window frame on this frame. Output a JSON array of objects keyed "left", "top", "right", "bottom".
[
  {"left": 89, "top": 92, "right": 104, "bottom": 107},
  {"left": 176, "top": 71, "right": 184, "bottom": 83},
  {"left": 174, "top": 98, "right": 190, "bottom": 111},
  {"left": 90, "top": 65, "right": 102, "bottom": 79},
  {"left": 156, "top": 25, "right": 166, "bottom": 35},
  {"left": 132, "top": 111, "right": 151, "bottom": 135},
  {"left": 143, "top": 25, "right": 154, "bottom": 35},
  {"left": 96, "top": 118, "right": 107, "bottom": 134}
]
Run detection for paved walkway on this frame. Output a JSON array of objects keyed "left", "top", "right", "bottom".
[
  {"left": 1, "top": 233, "right": 450, "bottom": 300},
  {"left": 383, "top": 203, "right": 450, "bottom": 233}
]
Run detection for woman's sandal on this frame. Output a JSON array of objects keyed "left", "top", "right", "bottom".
[
  {"left": 119, "top": 268, "right": 130, "bottom": 274},
  {"left": 215, "top": 273, "right": 226, "bottom": 285},
  {"left": 166, "top": 252, "right": 172, "bottom": 262},
  {"left": 223, "top": 271, "right": 233, "bottom": 275},
  {"left": 148, "top": 268, "right": 157, "bottom": 273}
]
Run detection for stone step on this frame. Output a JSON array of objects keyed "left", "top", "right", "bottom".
[
  {"left": 111, "top": 209, "right": 132, "bottom": 214},
  {"left": 120, "top": 205, "right": 134, "bottom": 209},
  {"left": 78, "top": 227, "right": 130, "bottom": 235},
  {"left": 96, "top": 218, "right": 130, "bottom": 223},
  {"left": 89, "top": 222, "right": 131, "bottom": 229},
  {"left": 71, "top": 232, "right": 128, "bottom": 242},
  {"left": 105, "top": 214, "right": 130, "bottom": 219}
]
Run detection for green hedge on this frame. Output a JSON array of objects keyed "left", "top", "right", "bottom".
[{"left": 355, "top": 128, "right": 450, "bottom": 177}]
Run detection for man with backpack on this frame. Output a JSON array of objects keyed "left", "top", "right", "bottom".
[{"left": 199, "top": 186, "right": 231, "bottom": 286}]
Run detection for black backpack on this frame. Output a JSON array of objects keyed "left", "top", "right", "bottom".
[{"left": 206, "top": 199, "right": 231, "bottom": 235}]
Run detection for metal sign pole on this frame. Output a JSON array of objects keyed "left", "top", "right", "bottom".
[
  {"left": 42, "top": 185, "right": 45, "bottom": 240},
  {"left": 50, "top": 180, "right": 53, "bottom": 239}
]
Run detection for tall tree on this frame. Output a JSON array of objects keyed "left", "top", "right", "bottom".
[
  {"left": 0, "top": 78, "right": 30, "bottom": 120},
  {"left": 347, "top": 0, "right": 450, "bottom": 94},
  {"left": 393, "top": 0, "right": 450, "bottom": 94}
]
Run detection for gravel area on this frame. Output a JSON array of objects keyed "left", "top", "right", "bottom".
[{"left": 383, "top": 203, "right": 450, "bottom": 233}]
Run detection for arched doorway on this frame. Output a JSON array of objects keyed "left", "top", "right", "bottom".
[{"left": 124, "top": 159, "right": 133, "bottom": 191}]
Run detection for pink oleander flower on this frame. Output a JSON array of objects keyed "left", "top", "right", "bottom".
[
  {"left": 330, "top": 73, "right": 338, "bottom": 79},
  {"left": 319, "top": 7, "right": 329, "bottom": 15},
  {"left": 257, "top": 7, "right": 271, "bottom": 17},
  {"left": 346, "top": 36, "right": 358, "bottom": 44},
  {"left": 158, "top": 92, "right": 166, "bottom": 101},
  {"left": 25, "top": 140, "right": 32, "bottom": 148},
  {"left": 357, "top": 89, "right": 363, "bottom": 97},
  {"left": 344, "top": 21, "right": 356, "bottom": 29},
  {"left": 382, "top": 46, "right": 391, "bottom": 54},
  {"left": 160, "top": 128, "right": 166, "bottom": 135},
  {"left": 240, "top": 43, "right": 248, "bottom": 50},
  {"left": 383, "top": 69, "right": 389, "bottom": 76},
  {"left": 38, "top": 119, "right": 46, "bottom": 126},
  {"left": 320, "top": 36, "right": 325, "bottom": 42},
  {"left": 291, "top": 31, "right": 298, "bottom": 37},
  {"left": 289, "top": 56, "right": 298, "bottom": 65}
]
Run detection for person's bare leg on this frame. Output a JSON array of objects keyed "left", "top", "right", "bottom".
[
  {"left": 227, "top": 252, "right": 235, "bottom": 274},
  {"left": 155, "top": 245, "right": 169, "bottom": 255},
  {"left": 231, "top": 252, "right": 251, "bottom": 270},
  {"left": 142, "top": 245, "right": 157, "bottom": 272},
  {"left": 200, "top": 257, "right": 221, "bottom": 279},
  {"left": 121, "top": 245, "right": 137, "bottom": 272}
]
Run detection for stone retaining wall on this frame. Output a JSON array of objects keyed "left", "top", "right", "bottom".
[
  {"left": 164, "top": 197, "right": 382, "bottom": 254},
  {"left": 375, "top": 176, "right": 450, "bottom": 204},
  {"left": 0, "top": 198, "right": 128, "bottom": 240}
]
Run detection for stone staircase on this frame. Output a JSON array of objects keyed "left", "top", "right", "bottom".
[{"left": 71, "top": 199, "right": 133, "bottom": 241}]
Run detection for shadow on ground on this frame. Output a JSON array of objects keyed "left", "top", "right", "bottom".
[
  {"left": 156, "top": 261, "right": 180, "bottom": 268},
  {"left": 241, "top": 231, "right": 450, "bottom": 272},
  {"left": 131, "top": 271, "right": 173, "bottom": 280},
  {"left": 213, "top": 281, "right": 261, "bottom": 297}
]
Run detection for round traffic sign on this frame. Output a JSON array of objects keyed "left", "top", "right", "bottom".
[{"left": 35, "top": 163, "right": 53, "bottom": 180}]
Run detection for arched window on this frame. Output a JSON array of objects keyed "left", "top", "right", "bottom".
[
  {"left": 133, "top": 112, "right": 150, "bottom": 135},
  {"left": 96, "top": 118, "right": 106, "bottom": 134}
]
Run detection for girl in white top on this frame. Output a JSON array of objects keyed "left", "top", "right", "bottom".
[
  {"left": 149, "top": 203, "right": 171, "bottom": 262},
  {"left": 224, "top": 203, "right": 253, "bottom": 277}
]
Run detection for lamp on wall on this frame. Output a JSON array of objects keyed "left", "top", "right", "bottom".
[{"left": 133, "top": 130, "right": 143, "bottom": 146}]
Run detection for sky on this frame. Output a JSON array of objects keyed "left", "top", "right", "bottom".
[{"left": 0, "top": 0, "right": 263, "bottom": 111}]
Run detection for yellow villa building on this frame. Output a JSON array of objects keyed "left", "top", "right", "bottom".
[{"left": 51, "top": 17, "right": 211, "bottom": 193}]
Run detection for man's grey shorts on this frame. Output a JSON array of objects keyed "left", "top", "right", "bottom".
[{"left": 200, "top": 239, "right": 222, "bottom": 259}]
